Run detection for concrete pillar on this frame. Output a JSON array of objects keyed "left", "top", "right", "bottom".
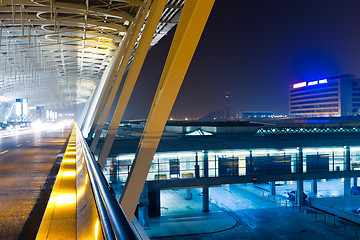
[
  {"left": 148, "top": 190, "right": 160, "bottom": 217},
  {"left": 249, "top": 150, "right": 253, "bottom": 175},
  {"left": 136, "top": 184, "right": 150, "bottom": 228},
  {"left": 203, "top": 151, "right": 208, "bottom": 178},
  {"left": 297, "top": 180, "right": 305, "bottom": 206},
  {"left": 137, "top": 193, "right": 150, "bottom": 228},
  {"left": 297, "top": 148, "right": 303, "bottom": 174},
  {"left": 296, "top": 148, "right": 305, "bottom": 206},
  {"left": 137, "top": 206, "right": 145, "bottom": 227},
  {"left": 202, "top": 186, "right": 209, "bottom": 212},
  {"left": 344, "top": 146, "right": 351, "bottom": 196},
  {"left": 185, "top": 189, "right": 192, "bottom": 200},
  {"left": 344, "top": 178, "right": 351, "bottom": 196},
  {"left": 345, "top": 146, "right": 351, "bottom": 171},
  {"left": 202, "top": 150, "right": 209, "bottom": 212},
  {"left": 312, "top": 179, "right": 317, "bottom": 193},
  {"left": 195, "top": 152, "right": 200, "bottom": 178},
  {"left": 270, "top": 181, "right": 276, "bottom": 195}
]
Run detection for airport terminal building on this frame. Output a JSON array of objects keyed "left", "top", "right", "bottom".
[{"left": 289, "top": 75, "right": 360, "bottom": 117}]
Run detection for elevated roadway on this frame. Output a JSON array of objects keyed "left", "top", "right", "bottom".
[
  {"left": 0, "top": 123, "right": 144, "bottom": 239},
  {"left": 0, "top": 125, "right": 71, "bottom": 239},
  {"left": 0, "top": 0, "right": 216, "bottom": 227}
]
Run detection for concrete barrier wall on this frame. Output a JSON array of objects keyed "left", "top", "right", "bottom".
[
  {"left": 76, "top": 134, "right": 105, "bottom": 240},
  {"left": 36, "top": 126, "right": 78, "bottom": 240},
  {"left": 310, "top": 196, "right": 360, "bottom": 224},
  {"left": 36, "top": 125, "right": 139, "bottom": 239}
]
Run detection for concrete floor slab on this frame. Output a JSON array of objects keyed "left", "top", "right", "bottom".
[
  {"left": 146, "top": 184, "right": 360, "bottom": 239},
  {"left": 145, "top": 189, "right": 236, "bottom": 238}
]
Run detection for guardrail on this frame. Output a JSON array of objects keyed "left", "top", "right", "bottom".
[{"left": 76, "top": 125, "right": 138, "bottom": 240}]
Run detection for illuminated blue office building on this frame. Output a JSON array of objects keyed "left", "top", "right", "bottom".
[{"left": 289, "top": 75, "right": 360, "bottom": 117}]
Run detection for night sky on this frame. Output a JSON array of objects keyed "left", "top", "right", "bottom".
[{"left": 123, "top": 0, "right": 360, "bottom": 120}]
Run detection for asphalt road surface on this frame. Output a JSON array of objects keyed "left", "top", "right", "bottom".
[{"left": 0, "top": 124, "right": 72, "bottom": 240}]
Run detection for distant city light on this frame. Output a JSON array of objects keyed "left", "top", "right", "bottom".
[
  {"left": 23, "top": 99, "right": 28, "bottom": 116},
  {"left": 16, "top": 101, "right": 21, "bottom": 116},
  {"left": 0, "top": 96, "right": 10, "bottom": 102},
  {"left": 50, "top": 111, "right": 54, "bottom": 120},
  {"left": 293, "top": 82, "right": 307, "bottom": 89},
  {"left": 293, "top": 78, "right": 328, "bottom": 89},
  {"left": 15, "top": 98, "right": 28, "bottom": 119},
  {"left": 308, "top": 80, "right": 318, "bottom": 86}
]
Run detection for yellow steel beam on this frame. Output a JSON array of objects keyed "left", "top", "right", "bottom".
[
  {"left": 80, "top": 50, "right": 116, "bottom": 135},
  {"left": 78, "top": 89, "right": 94, "bottom": 128},
  {"left": 85, "top": 43, "right": 123, "bottom": 138},
  {"left": 89, "top": 0, "right": 151, "bottom": 152},
  {"left": 95, "top": 0, "right": 167, "bottom": 163},
  {"left": 119, "top": 0, "right": 215, "bottom": 221},
  {"left": 86, "top": 47, "right": 123, "bottom": 137},
  {"left": 86, "top": 5, "right": 143, "bottom": 138}
]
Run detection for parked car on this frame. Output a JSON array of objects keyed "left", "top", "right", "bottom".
[
  {"left": 287, "top": 190, "right": 307, "bottom": 201},
  {"left": 351, "top": 186, "right": 360, "bottom": 195},
  {"left": 0, "top": 122, "right": 7, "bottom": 129}
]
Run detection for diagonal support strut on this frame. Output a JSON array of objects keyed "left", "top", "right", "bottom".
[{"left": 119, "top": 0, "right": 215, "bottom": 221}]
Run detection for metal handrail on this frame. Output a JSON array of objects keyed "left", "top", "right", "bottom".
[{"left": 76, "top": 126, "right": 137, "bottom": 240}]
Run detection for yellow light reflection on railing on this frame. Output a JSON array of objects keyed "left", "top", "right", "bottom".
[
  {"left": 63, "top": 158, "right": 76, "bottom": 164},
  {"left": 0, "top": 150, "right": 8, "bottom": 154},
  {"left": 76, "top": 162, "right": 84, "bottom": 175},
  {"left": 95, "top": 219, "right": 100, "bottom": 240},
  {"left": 36, "top": 126, "right": 78, "bottom": 239},
  {"left": 77, "top": 185, "right": 86, "bottom": 201},
  {"left": 61, "top": 170, "right": 76, "bottom": 178},
  {"left": 67, "top": 146, "right": 77, "bottom": 151},
  {"left": 49, "top": 193, "right": 77, "bottom": 206},
  {"left": 37, "top": 125, "right": 105, "bottom": 240}
]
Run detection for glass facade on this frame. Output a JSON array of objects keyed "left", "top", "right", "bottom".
[
  {"left": 290, "top": 98, "right": 338, "bottom": 106},
  {"left": 103, "top": 146, "right": 360, "bottom": 184},
  {"left": 290, "top": 86, "right": 338, "bottom": 97},
  {"left": 290, "top": 104, "right": 338, "bottom": 110},
  {"left": 290, "top": 93, "right": 339, "bottom": 102},
  {"left": 289, "top": 76, "right": 360, "bottom": 117}
]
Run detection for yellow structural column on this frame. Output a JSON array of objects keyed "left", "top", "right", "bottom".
[
  {"left": 120, "top": 0, "right": 215, "bottom": 221},
  {"left": 87, "top": 2, "right": 148, "bottom": 139},
  {"left": 90, "top": 0, "right": 151, "bottom": 152},
  {"left": 96, "top": 0, "right": 168, "bottom": 168}
]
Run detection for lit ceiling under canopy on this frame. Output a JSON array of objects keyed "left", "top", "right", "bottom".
[{"left": 0, "top": 0, "right": 183, "bottom": 110}]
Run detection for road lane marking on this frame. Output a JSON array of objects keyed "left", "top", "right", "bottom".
[
  {"left": 0, "top": 150, "right": 8, "bottom": 154},
  {"left": 27, "top": 140, "right": 31, "bottom": 143},
  {"left": 16, "top": 144, "right": 22, "bottom": 147}
]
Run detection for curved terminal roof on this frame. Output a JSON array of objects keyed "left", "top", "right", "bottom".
[{"left": 0, "top": 0, "right": 183, "bottom": 110}]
